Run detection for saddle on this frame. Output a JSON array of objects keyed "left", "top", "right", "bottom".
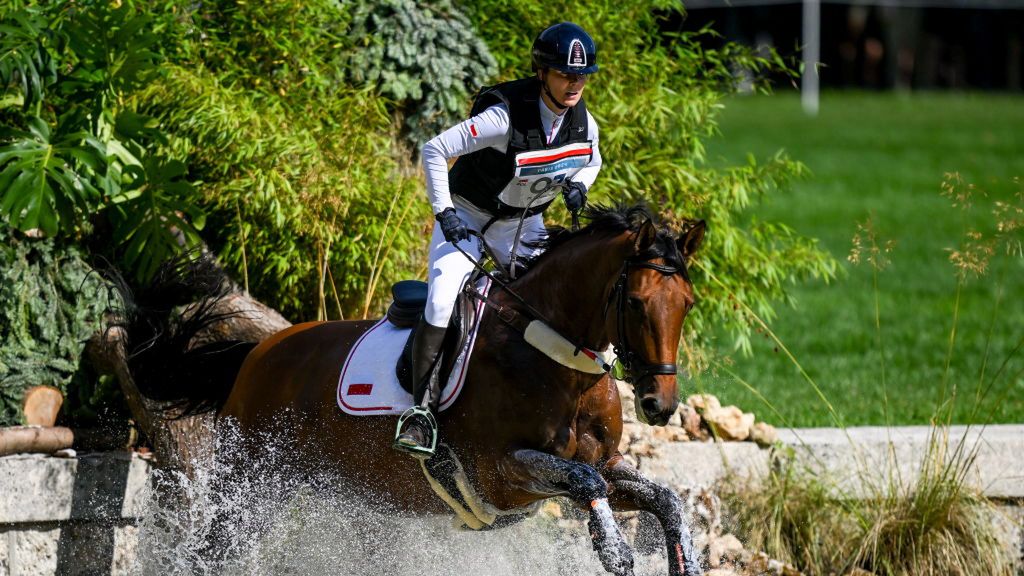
[{"left": 388, "top": 274, "right": 484, "bottom": 395}]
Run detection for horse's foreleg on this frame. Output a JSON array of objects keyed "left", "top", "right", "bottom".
[
  {"left": 503, "top": 449, "right": 635, "bottom": 576},
  {"left": 602, "top": 456, "right": 703, "bottom": 576}
]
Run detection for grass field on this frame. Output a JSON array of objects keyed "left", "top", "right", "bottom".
[{"left": 695, "top": 92, "right": 1024, "bottom": 427}]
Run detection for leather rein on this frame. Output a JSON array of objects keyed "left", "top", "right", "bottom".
[{"left": 453, "top": 229, "right": 682, "bottom": 387}]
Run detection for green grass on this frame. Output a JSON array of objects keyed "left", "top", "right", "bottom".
[{"left": 696, "top": 91, "right": 1024, "bottom": 427}]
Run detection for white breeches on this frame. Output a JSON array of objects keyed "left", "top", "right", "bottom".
[{"left": 424, "top": 197, "right": 546, "bottom": 328}]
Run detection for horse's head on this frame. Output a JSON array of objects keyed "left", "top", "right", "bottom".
[
  {"left": 606, "top": 215, "right": 705, "bottom": 426},
  {"left": 515, "top": 204, "right": 705, "bottom": 426}
]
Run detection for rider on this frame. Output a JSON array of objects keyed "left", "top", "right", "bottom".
[{"left": 393, "top": 22, "right": 603, "bottom": 458}]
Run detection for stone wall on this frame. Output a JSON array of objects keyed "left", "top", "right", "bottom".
[
  {"left": 1, "top": 427, "right": 1022, "bottom": 575},
  {"left": 0, "top": 453, "right": 149, "bottom": 576}
]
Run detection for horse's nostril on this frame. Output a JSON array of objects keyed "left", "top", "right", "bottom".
[{"left": 640, "top": 397, "right": 661, "bottom": 416}]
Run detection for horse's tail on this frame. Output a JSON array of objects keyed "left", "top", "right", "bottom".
[{"left": 107, "top": 252, "right": 257, "bottom": 417}]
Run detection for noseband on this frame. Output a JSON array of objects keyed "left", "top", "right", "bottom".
[{"left": 606, "top": 257, "right": 680, "bottom": 386}]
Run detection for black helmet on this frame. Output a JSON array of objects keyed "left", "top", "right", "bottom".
[{"left": 531, "top": 22, "right": 598, "bottom": 75}]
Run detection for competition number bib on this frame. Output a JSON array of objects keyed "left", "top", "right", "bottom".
[{"left": 496, "top": 141, "right": 593, "bottom": 210}]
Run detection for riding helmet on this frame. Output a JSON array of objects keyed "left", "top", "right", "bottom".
[{"left": 531, "top": 22, "right": 598, "bottom": 75}]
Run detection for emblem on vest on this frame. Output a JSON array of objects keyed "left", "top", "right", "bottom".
[{"left": 568, "top": 39, "right": 587, "bottom": 69}]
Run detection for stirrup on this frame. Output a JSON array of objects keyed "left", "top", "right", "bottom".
[{"left": 393, "top": 406, "right": 438, "bottom": 459}]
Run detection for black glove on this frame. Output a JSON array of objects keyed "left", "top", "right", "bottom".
[
  {"left": 563, "top": 180, "right": 587, "bottom": 213},
  {"left": 436, "top": 207, "right": 470, "bottom": 243}
]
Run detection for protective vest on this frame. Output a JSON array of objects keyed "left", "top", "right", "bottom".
[{"left": 449, "top": 78, "right": 592, "bottom": 218}]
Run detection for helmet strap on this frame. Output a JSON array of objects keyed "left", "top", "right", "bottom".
[{"left": 541, "top": 70, "right": 569, "bottom": 111}]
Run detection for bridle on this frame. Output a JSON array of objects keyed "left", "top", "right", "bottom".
[
  {"left": 605, "top": 256, "right": 681, "bottom": 385},
  {"left": 451, "top": 228, "right": 686, "bottom": 388}
]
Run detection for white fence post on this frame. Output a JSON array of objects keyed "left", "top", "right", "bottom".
[{"left": 802, "top": 0, "right": 821, "bottom": 116}]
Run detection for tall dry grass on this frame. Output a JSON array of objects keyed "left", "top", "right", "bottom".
[{"left": 715, "top": 174, "right": 1023, "bottom": 576}]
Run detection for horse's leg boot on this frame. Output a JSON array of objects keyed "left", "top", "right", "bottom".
[{"left": 394, "top": 317, "right": 446, "bottom": 457}]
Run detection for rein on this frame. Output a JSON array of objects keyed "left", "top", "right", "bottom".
[
  {"left": 452, "top": 231, "right": 611, "bottom": 374},
  {"left": 451, "top": 229, "right": 681, "bottom": 386}
]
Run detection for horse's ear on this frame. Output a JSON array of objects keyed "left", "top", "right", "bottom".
[
  {"left": 634, "top": 218, "right": 658, "bottom": 253},
  {"left": 677, "top": 220, "right": 706, "bottom": 261}
]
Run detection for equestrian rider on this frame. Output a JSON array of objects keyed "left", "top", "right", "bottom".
[{"left": 393, "top": 22, "right": 603, "bottom": 458}]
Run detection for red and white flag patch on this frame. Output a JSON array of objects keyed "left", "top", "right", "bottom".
[{"left": 469, "top": 124, "right": 479, "bottom": 137}]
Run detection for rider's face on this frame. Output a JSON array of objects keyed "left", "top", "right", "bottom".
[{"left": 540, "top": 69, "right": 588, "bottom": 109}]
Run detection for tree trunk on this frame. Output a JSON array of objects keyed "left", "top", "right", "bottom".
[
  {"left": 0, "top": 426, "right": 74, "bottom": 457},
  {"left": 190, "top": 291, "right": 293, "bottom": 346},
  {"left": 22, "top": 386, "right": 64, "bottom": 427},
  {"left": 85, "top": 290, "right": 292, "bottom": 478}
]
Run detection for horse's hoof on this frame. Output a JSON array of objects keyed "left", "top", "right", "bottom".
[
  {"left": 683, "top": 558, "right": 704, "bottom": 576},
  {"left": 669, "top": 540, "right": 704, "bottom": 576},
  {"left": 596, "top": 538, "right": 634, "bottom": 576}
]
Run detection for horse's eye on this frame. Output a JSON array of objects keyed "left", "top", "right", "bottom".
[{"left": 627, "top": 296, "right": 645, "bottom": 313}]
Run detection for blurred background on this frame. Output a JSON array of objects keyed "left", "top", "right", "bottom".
[
  {"left": 680, "top": 0, "right": 1024, "bottom": 92},
  {"left": 0, "top": 1, "right": 1020, "bottom": 430},
  {"left": 676, "top": 0, "right": 1024, "bottom": 426}
]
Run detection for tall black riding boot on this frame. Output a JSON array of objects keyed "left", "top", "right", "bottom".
[{"left": 393, "top": 317, "right": 447, "bottom": 458}]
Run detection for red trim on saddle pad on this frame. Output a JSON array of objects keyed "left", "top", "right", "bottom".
[
  {"left": 337, "top": 319, "right": 394, "bottom": 412},
  {"left": 347, "top": 383, "right": 373, "bottom": 396},
  {"left": 335, "top": 279, "right": 491, "bottom": 416}
]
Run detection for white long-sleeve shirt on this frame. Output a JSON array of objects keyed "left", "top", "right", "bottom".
[{"left": 422, "top": 100, "right": 602, "bottom": 215}]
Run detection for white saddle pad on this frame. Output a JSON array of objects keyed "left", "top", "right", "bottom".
[{"left": 336, "top": 280, "right": 489, "bottom": 416}]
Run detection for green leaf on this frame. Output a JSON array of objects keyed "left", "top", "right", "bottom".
[
  {"left": 0, "top": 8, "right": 58, "bottom": 109},
  {"left": 114, "top": 110, "right": 168, "bottom": 145},
  {"left": 0, "top": 116, "right": 104, "bottom": 236},
  {"left": 107, "top": 154, "right": 202, "bottom": 280}
]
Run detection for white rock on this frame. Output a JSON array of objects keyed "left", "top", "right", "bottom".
[
  {"left": 687, "top": 393, "right": 721, "bottom": 413},
  {"left": 750, "top": 422, "right": 778, "bottom": 447},
  {"left": 668, "top": 408, "right": 683, "bottom": 427},
  {"left": 652, "top": 425, "right": 689, "bottom": 442},
  {"left": 708, "top": 533, "right": 745, "bottom": 567},
  {"left": 680, "top": 404, "right": 710, "bottom": 440},
  {"left": 617, "top": 380, "right": 637, "bottom": 423},
  {"left": 704, "top": 406, "right": 754, "bottom": 441}
]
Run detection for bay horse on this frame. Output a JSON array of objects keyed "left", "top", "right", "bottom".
[{"left": 124, "top": 204, "right": 705, "bottom": 576}]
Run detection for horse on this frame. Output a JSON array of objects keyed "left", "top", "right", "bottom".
[{"left": 123, "top": 204, "right": 706, "bottom": 576}]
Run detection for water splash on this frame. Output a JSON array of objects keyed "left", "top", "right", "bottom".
[{"left": 129, "top": 422, "right": 671, "bottom": 576}]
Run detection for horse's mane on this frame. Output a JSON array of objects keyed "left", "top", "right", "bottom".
[{"left": 522, "top": 203, "right": 687, "bottom": 277}]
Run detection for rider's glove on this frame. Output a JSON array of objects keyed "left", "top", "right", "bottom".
[
  {"left": 436, "top": 207, "right": 470, "bottom": 243},
  {"left": 563, "top": 181, "right": 587, "bottom": 213}
]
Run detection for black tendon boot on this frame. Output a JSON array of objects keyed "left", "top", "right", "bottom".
[{"left": 393, "top": 317, "right": 447, "bottom": 458}]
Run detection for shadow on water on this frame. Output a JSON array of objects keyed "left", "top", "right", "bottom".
[{"left": 128, "top": 423, "right": 670, "bottom": 576}]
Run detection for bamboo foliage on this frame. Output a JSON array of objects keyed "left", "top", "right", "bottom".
[
  {"left": 0, "top": 0, "right": 841, "bottom": 422},
  {"left": 460, "top": 1, "right": 838, "bottom": 356}
]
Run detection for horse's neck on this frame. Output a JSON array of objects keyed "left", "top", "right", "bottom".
[{"left": 511, "top": 234, "right": 627, "bottom": 349}]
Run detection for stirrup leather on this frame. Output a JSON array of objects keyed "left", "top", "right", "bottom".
[{"left": 393, "top": 406, "right": 438, "bottom": 458}]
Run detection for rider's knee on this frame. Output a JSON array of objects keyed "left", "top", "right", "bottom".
[{"left": 424, "top": 299, "right": 455, "bottom": 328}]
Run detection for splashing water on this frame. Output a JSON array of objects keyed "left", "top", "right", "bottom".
[{"left": 129, "top": 422, "right": 671, "bottom": 576}]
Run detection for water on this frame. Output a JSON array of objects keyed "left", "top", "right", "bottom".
[{"left": 129, "top": 424, "right": 673, "bottom": 576}]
